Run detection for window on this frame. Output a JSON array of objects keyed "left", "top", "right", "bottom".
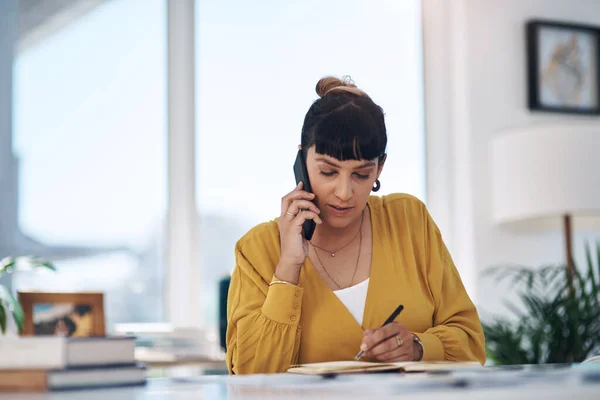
[
  {"left": 195, "top": 0, "right": 425, "bottom": 328},
  {"left": 11, "top": 0, "right": 168, "bottom": 330}
]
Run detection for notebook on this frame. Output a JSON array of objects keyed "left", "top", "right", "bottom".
[{"left": 287, "top": 360, "right": 481, "bottom": 375}]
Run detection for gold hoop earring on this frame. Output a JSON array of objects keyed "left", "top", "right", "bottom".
[{"left": 372, "top": 179, "right": 381, "bottom": 192}]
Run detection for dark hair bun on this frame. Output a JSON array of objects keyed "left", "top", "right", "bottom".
[{"left": 316, "top": 76, "right": 368, "bottom": 98}]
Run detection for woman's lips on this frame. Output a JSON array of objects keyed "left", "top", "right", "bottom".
[{"left": 327, "top": 204, "right": 353, "bottom": 216}]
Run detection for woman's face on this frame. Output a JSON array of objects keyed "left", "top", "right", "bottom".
[{"left": 305, "top": 146, "right": 383, "bottom": 230}]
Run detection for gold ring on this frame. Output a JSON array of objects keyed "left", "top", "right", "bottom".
[
  {"left": 286, "top": 211, "right": 296, "bottom": 217},
  {"left": 396, "top": 336, "right": 403, "bottom": 347}
]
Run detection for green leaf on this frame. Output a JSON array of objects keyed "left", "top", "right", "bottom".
[
  {"left": 11, "top": 298, "right": 24, "bottom": 333},
  {"left": 9, "top": 295, "right": 23, "bottom": 333},
  {"left": 0, "top": 302, "right": 6, "bottom": 335},
  {"left": 483, "top": 319, "right": 530, "bottom": 365},
  {"left": 38, "top": 261, "right": 57, "bottom": 272},
  {"left": 0, "top": 257, "right": 16, "bottom": 278},
  {"left": 596, "top": 241, "right": 600, "bottom": 290},
  {"left": 585, "top": 243, "right": 597, "bottom": 293},
  {"left": 0, "top": 284, "right": 12, "bottom": 303},
  {"left": 481, "top": 244, "right": 600, "bottom": 364},
  {"left": 503, "top": 300, "right": 524, "bottom": 318},
  {"left": 0, "top": 256, "right": 56, "bottom": 276},
  {"left": 0, "top": 286, "right": 24, "bottom": 333}
]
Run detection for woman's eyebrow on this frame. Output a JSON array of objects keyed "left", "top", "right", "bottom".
[
  {"left": 315, "top": 158, "right": 341, "bottom": 168},
  {"left": 315, "top": 158, "right": 376, "bottom": 170},
  {"left": 355, "top": 161, "right": 376, "bottom": 169}
]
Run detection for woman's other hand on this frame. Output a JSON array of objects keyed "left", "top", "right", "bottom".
[
  {"left": 276, "top": 182, "right": 322, "bottom": 284},
  {"left": 360, "top": 322, "right": 422, "bottom": 362}
]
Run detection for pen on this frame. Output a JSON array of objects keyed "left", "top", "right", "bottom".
[{"left": 354, "top": 304, "right": 404, "bottom": 360}]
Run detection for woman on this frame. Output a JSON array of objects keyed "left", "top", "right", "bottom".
[{"left": 226, "top": 76, "right": 486, "bottom": 375}]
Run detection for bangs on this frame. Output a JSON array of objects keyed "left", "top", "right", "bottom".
[{"left": 311, "top": 104, "right": 384, "bottom": 161}]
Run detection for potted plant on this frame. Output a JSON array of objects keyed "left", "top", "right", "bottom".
[
  {"left": 482, "top": 242, "right": 600, "bottom": 364},
  {"left": 0, "top": 256, "right": 55, "bottom": 335}
]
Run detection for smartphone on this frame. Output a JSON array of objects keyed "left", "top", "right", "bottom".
[{"left": 293, "top": 149, "right": 317, "bottom": 241}]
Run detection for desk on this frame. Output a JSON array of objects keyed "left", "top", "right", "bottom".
[{"left": 1, "top": 365, "right": 599, "bottom": 399}]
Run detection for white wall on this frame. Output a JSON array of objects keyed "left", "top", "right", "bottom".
[{"left": 424, "top": 0, "right": 600, "bottom": 319}]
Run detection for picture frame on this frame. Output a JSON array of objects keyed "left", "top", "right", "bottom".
[
  {"left": 17, "top": 292, "right": 106, "bottom": 337},
  {"left": 526, "top": 19, "right": 600, "bottom": 115}
]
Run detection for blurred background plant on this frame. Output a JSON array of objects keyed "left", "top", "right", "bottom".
[
  {"left": 0, "top": 256, "right": 56, "bottom": 335},
  {"left": 482, "top": 242, "right": 600, "bottom": 364}
]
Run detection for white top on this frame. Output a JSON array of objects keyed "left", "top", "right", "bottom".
[{"left": 333, "top": 278, "right": 370, "bottom": 326}]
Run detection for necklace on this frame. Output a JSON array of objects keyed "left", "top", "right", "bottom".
[
  {"left": 310, "top": 213, "right": 364, "bottom": 290},
  {"left": 310, "top": 209, "right": 364, "bottom": 257}
]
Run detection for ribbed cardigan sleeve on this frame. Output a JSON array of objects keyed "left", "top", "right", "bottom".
[
  {"left": 413, "top": 208, "right": 486, "bottom": 365},
  {"left": 226, "top": 239, "right": 303, "bottom": 374}
]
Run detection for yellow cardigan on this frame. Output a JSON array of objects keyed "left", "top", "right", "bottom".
[{"left": 226, "top": 194, "right": 486, "bottom": 374}]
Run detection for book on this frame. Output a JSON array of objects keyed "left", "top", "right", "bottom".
[
  {"left": 287, "top": 360, "right": 481, "bottom": 375},
  {"left": 0, "top": 336, "right": 136, "bottom": 370},
  {"left": 0, "top": 364, "right": 146, "bottom": 392}
]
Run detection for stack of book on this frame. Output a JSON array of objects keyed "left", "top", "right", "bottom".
[
  {"left": 115, "top": 323, "right": 226, "bottom": 364},
  {"left": 0, "top": 336, "right": 146, "bottom": 392}
]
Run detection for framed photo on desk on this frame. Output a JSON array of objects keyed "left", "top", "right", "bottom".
[{"left": 18, "top": 291, "right": 105, "bottom": 337}]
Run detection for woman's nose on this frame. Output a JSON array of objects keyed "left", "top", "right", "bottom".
[{"left": 334, "top": 177, "right": 353, "bottom": 201}]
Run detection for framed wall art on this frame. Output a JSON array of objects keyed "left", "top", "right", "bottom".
[{"left": 527, "top": 19, "right": 600, "bottom": 114}]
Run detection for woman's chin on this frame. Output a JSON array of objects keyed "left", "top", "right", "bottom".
[{"left": 321, "top": 214, "right": 356, "bottom": 230}]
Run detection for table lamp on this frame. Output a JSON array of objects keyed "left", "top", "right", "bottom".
[{"left": 491, "top": 122, "right": 600, "bottom": 284}]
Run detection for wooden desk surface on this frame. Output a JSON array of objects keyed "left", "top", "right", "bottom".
[{"left": 1, "top": 365, "right": 599, "bottom": 399}]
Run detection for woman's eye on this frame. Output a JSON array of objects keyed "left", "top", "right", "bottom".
[
  {"left": 320, "top": 171, "right": 337, "bottom": 177},
  {"left": 355, "top": 173, "right": 370, "bottom": 180}
]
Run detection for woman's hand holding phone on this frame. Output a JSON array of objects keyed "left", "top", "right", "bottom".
[{"left": 276, "top": 182, "right": 322, "bottom": 284}]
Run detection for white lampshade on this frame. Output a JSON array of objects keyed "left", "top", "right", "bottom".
[{"left": 491, "top": 122, "right": 600, "bottom": 232}]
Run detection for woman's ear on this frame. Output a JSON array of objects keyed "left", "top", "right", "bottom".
[{"left": 298, "top": 144, "right": 302, "bottom": 151}]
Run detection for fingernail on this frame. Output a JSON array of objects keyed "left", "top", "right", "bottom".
[{"left": 360, "top": 344, "right": 367, "bottom": 351}]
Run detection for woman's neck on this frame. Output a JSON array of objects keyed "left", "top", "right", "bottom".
[{"left": 310, "top": 208, "right": 366, "bottom": 251}]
